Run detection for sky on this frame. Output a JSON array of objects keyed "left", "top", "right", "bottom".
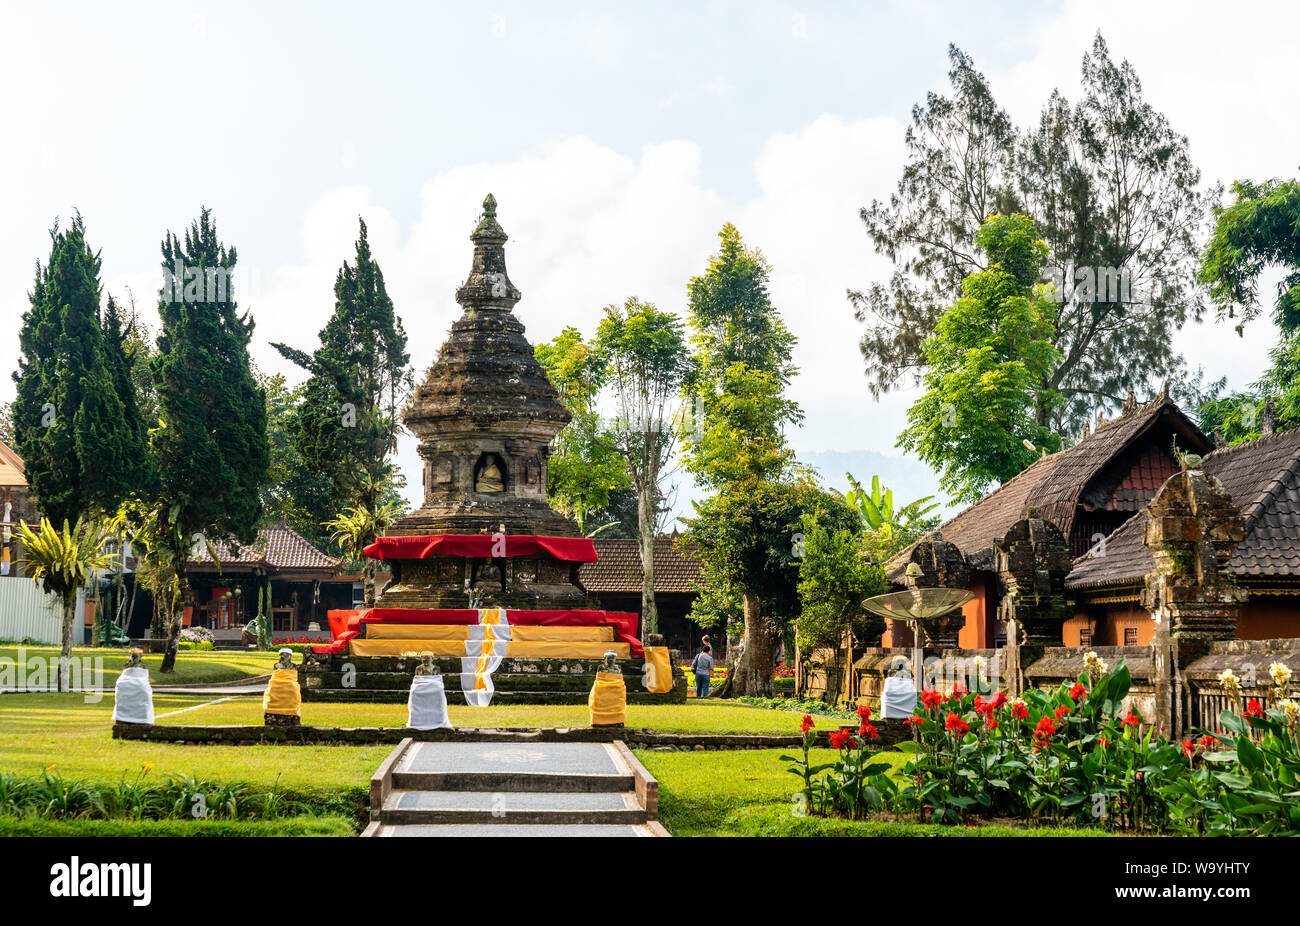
[{"left": 2, "top": 1, "right": 1298, "bottom": 525}]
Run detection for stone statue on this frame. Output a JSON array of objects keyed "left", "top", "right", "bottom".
[
  {"left": 600, "top": 650, "right": 620, "bottom": 674},
  {"left": 276, "top": 648, "right": 295, "bottom": 670},
  {"left": 415, "top": 653, "right": 440, "bottom": 676},
  {"left": 125, "top": 648, "right": 144, "bottom": 669},
  {"left": 476, "top": 455, "right": 505, "bottom": 493}
]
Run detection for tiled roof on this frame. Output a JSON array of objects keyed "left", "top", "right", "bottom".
[
  {"left": 189, "top": 523, "right": 341, "bottom": 574},
  {"left": 582, "top": 536, "right": 702, "bottom": 594},
  {"left": 1067, "top": 426, "right": 1300, "bottom": 589},
  {"left": 0, "top": 440, "right": 25, "bottom": 488},
  {"left": 890, "top": 396, "right": 1206, "bottom": 577}
]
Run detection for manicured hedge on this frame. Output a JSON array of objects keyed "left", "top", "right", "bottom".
[{"left": 0, "top": 815, "right": 356, "bottom": 837}]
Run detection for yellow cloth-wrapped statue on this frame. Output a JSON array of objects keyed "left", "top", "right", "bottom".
[
  {"left": 263, "top": 649, "right": 302, "bottom": 718},
  {"left": 589, "top": 650, "right": 627, "bottom": 726},
  {"left": 641, "top": 645, "right": 673, "bottom": 694}
]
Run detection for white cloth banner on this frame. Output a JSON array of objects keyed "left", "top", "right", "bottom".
[
  {"left": 407, "top": 674, "right": 454, "bottom": 730},
  {"left": 881, "top": 675, "right": 919, "bottom": 719},
  {"left": 112, "top": 666, "right": 155, "bottom": 724},
  {"left": 460, "top": 610, "right": 509, "bottom": 706}
]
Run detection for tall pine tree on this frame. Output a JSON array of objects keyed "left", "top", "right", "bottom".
[
  {"left": 13, "top": 214, "right": 150, "bottom": 526},
  {"left": 149, "top": 208, "right": 269, "bottom": 672},
  {"left": 272, "top": 218, "right": 411, "bottom": 603}
]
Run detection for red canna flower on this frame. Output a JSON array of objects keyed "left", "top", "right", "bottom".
[
  {"left": 1121, "top": 710, "right": 1141, "bottom": 726},
  {"left": 1181, "top": 739, "right": 1194, "bottom": 757},
  {"left": 1054, "top": 704, "right": 1071, "bottom": 720},
  {"left": 861, "top": 722, "right": 880, "bottom": 739},
  {"left": 989, "top": 691, "right": 1008, "bottom": 711},
  {"left": 904, "top": 715, "right": 924, "bottom": 726},
  {"left": 1097, "top": 735, "right": 1109, "bottom": 747},
  {"left": 829, "top": 728, "right": 856, "bottom": 751},
  {"left": 985, "top": 717, "right": 998, "bottom": 731},
  {"left": 1011, "top": 700, "right": 1029, "bottom": 720},
  {"left": 1197, "top": 734, "right": 1217, "bottom": 750},
  {"left": 857, "top": 703, "right": 872, "bottom": 720},
  {"left": 1244, "top": 699, "right": 1267, "bottom": 720},
  {"left": 799, "top": 714, "right": 814, "bottom": 734},
  {"left": 945, "top": 711, "right": 970, "bottom": 735},
  {"left": 951, "top": 683, "right": 968, "bottom": 699},
  {"left": 1069, "top": 682, "right": 1086, "bottom": 700},
  {"left": 921, "top": 689, "right": 943, "bottom": 710},
  {"left": 973, "top": 694, "right": 988, "bottom": 714}
]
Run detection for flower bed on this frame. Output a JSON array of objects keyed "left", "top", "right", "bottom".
[{"left": 783, "top": 654, "right": 1300, "bottom": 834}]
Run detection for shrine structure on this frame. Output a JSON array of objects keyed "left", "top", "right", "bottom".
[{"left": 302, "top": 195, "right": 684, "bottom": 704}]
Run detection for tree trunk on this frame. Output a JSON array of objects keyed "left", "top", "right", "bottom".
[
  {"left": 363, "top": 558, "right": 377, "bottom": 609},
  {"left": 637, "top": 486, "right": 658, "bottom": 636},
  {"left": 714, "top": 592, "right": 778, "bottom": 698},
  {"left": 159, "top": 579, "right": 185, "bottom": 674},
  {"left": 58, "top": 590, "right": 76, "bottom": 692}
]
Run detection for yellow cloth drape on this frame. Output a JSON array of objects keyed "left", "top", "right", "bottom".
[
  {"left": 642, "top": 645, "right": 673, "bottom": 693},
  {"left": 262, "top": 668, "right": 302, "bottom": 716},
  {"left": 588, "top": 671, "right": 627, "bottom": 726}
]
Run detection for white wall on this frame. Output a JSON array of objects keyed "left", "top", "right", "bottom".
[{"left": 0, "top": 579, "right": 86, "bottom": 645}]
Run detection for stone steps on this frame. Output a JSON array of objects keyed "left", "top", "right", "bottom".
[
  {"left": 380, "top": 789, "right": 646, "bottom": 825},
  {"left": 363, "top": 739, "right": 667, "bottom": 837}
]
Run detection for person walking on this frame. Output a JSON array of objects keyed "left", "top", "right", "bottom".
[{"left": 691, "top": 644, "right": 715, "bottom": 698}]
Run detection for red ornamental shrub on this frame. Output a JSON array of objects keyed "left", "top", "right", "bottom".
[
  {"left": 1069, "top": 682, "right": 1086, "bottom": 700},
  {"left": 945, "top": 711, "right": 970, "bottom": 735}
]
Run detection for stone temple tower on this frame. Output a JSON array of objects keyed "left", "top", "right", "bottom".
[{"left": 374, "top": 195, "right": 591, "bottom": 610}]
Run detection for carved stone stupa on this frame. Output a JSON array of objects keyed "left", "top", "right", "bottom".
[{"left": 375, "top": 195, "right": 591, "bottom": 611}]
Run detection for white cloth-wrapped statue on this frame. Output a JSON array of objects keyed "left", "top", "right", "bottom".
[
  {"left": 407, "top": 655, "right": 454, "bottom": 731},
  {"left": 112, "top": 649, "right": 155, "bottom": 725},
  {"left": 881, "top": 674, "right": 919, "bottom": 719}
]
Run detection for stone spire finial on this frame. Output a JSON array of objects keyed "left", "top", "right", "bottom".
[
  {"left": 1122, "top": 387, "right": 1137, "bottom": 415},
  {"left": 1262, "top": 396, "right": 1278, "bottom": 437},
  {"left": 456, "top": 193, "right": 520, "bottom": 311},
  {"left": 1213, "top": 427, "right": 1226, "bottom": 449}
]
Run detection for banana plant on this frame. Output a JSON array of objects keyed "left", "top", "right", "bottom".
[{"left": 844, "top": 473, "right": 939, "bottom": 539}]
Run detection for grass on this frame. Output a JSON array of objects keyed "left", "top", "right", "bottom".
[
  {"left": 151, "top": 697, "right": 831, "bottom": 733},
  {"left": 633, "top": 748, "right": 1114, "bottom": 837},
  {"left": 0, "top": 645, "right": 276, "bottom": 687},
  {"left": 0, "top": 693, "right": 389, "bottom": 795},
  {"left": 0, "top": 815, "right": 355, "bottom": 837}
]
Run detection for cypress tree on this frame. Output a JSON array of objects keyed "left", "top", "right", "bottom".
[
  {"left": 151, "top": 207, "right": 270, "bottom": 672},
  {"left": 13, "top": 214, "right": 150, "bottom": 526}
]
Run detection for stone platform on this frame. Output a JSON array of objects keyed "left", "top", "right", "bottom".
[{"left": 298, "top": 653, "right": 687, "bottom": 703}]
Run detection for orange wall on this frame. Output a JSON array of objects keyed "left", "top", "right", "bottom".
[
  {"left": 957, "top": 574, "right": 991, "bottom": 649},
  {"left": 1237, "top": 599, "right": 1300, "bottom": 639}
]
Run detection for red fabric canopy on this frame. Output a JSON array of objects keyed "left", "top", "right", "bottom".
[
  {"left": 363, "top": 534, "right": 598, "bottom": 563},
  {"left": 314, "top": 607, "right": 642, "bottom": 657}
]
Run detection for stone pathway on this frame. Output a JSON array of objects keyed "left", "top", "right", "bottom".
[{"left": 363, "top": 740, "right": 667, "bottom": 837}]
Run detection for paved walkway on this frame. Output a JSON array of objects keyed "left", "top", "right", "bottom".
[{"left": 365, "top": 741, "right": 665, "bottom": 837}]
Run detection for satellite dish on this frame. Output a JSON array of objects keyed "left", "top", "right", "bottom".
[{"left": 863, "top": 585, "right": 973, "bottom": 694}]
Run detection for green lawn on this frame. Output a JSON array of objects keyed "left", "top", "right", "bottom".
[
  {"left": 153, "top": 697, "right": 828, "bottom": 733},
  {"left": 0, "top": 693, "right": 388, "bottom": 795},
  {"left": 633, "top": 748, "right": 1114, "bottom": 837},
  {"left": 0, "top": 645, "right": 276, "bottom": 687}
]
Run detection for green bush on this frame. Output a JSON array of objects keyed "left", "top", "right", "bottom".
[
  {"left": 735, "top": 696, "right": 854, "bottom": 719},
  {"left": 0, "top": 815, "right": 355, "bottom": 837}
]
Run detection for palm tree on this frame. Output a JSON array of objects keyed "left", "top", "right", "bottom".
[
  {"left": 16, "top": 516, "right": 122, "bottom": 691},
  {"left": 325, "top": 498, "right": 401, "bottom": 608}
]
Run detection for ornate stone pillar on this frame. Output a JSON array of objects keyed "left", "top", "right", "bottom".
[
  {"left": 902, "top": 533, "right": 969, "bottom": 649},
  {"left": 994, "top": 510, "right": 1072, "bottom": 646},
  {"left": 1141, "top": 457, "right": 1247, "bottom": 735}
]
